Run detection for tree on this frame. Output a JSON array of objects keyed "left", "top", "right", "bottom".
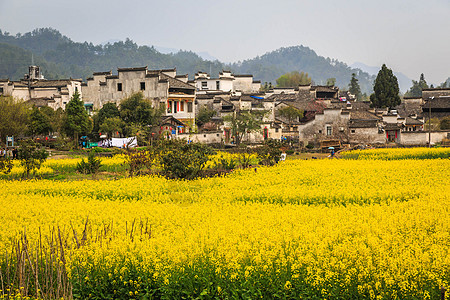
[
  {"left": 62, "top": 91, "right": 92, "bottom": 141},
  {"left": 348, "top": 73, "right": 362, "bottom": 100},
  {"left": 18, "top": 139, "right": 48, "bottom": 178},
  {"left": 196, "top": 105, "right": 216, "bottom": 128},
  {"left": 326, "top": 78, "right": 336, "bottom": 87},
  {"left": 0, "top": 96, "right": 30, "bottom": 142},
  {"left": 99, "top": 117, "right": 125, "bottom": 138},
  {"left": 224, "top": 111, "right": 267, "bottom": 145},
  {"left": 276, "top": 71, "right": 311, "bottom": 87},
  {"left": 404, "top": 73, "right": 429, "bottom": 97},
  {"left": 277, "top": 106, "right": 303, "bottom": 130},
  {"left": 94, "top": 102, "right": 120, "bottom": 133},
  {"left": 119, "top": 92, "right": 162, "bottom": 126},
  {"left": 30, "top": 106, "right": 53, "bottom": 136},
  {"left": 370, "top": 64, "right": 401, "bottom": 109}
]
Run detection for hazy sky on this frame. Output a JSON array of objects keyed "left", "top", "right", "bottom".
[{"left": 1, "top": 0, "right": 449, "bottom": 84}]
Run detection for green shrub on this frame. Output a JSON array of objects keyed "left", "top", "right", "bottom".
[{"left": 76, "top": 151, "right": 102, "bottom": 174}]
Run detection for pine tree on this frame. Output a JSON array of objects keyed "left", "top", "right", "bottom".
[
  {"left": 404, "top": 73, "right": 429, "bottom": 97},
  {"left": 348, "top": 73, "right": 362, "bottom": 100},
  {"left": 370, "top": 64, "right": 401, "bottom": 109},
  {"left": 62, "top": 91, "right": 92, "bottom": 141}
]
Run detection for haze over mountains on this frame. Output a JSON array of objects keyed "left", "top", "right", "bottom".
[{"left": 0, "top": 27, "right": 419, "bottom": 94}]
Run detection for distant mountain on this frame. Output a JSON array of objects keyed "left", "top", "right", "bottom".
[
  {"left": 351, "top": 62, "right": 412, "bottom": 93},
  {"left": 232, "top": 46, "right": 375, "bottom": 94},
  {"left": 0, "top": 27, "right": 376, "bottom": 94}
]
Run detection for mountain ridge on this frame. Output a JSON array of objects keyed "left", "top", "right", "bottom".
[{"left": 0, "top": 27, "right": 388, "bottom": 94}]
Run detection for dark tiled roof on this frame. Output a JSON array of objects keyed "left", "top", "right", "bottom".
[
  {"left": 118, "top": 66, "right": 148, "bottom": 72},
  {"left": 311, "top": 85, "right": 338, "bottom": 92},
  {"left": 384, "top": 123, "right": 403, "bottom": 130},
  {"left": 349, "top": 120, "right": 378, "bottom": 128},
  {"left": 350, "top": 110, "right": 382, "bottom": 121},
  {"left": 93, "top": 71, "right": 112, "bottom": 76},
  {"left": 422, "top": 97, "right": 450, "bottom": 109},
  {"left": 31, "top": 80, "right": 72, "bottom": 88},
  {"left": 160, "top": 73, "right": 195, "bottom": 90},
  {"left": 233, "top": 74, "right": 253, "bottom": 78},
  {"left": 106, "top": 75, "right": 119, "bottom": 79},
  {"left": 405, "top": 117, "right": 423, "bottom": 125}
]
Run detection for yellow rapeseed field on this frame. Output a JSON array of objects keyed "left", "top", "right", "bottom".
[{"left": 0, "top": 149, "right": 449, "bottom": 299}]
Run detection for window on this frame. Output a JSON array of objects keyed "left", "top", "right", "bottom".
[
  {"left": 275, "top": 128, "right": 279, "bottom": 133},
  {"left": 216, "top": 81, "right": 220, "bottom": 90},
  {"left": 351, "top": 129, "right": 356, "bottom": 134},
  {"left": 326, "top": 125, "right": 332, "bottom": 136},
  {"left": 318, "top": 130, "right": 322, "bottom": 134},
  {"left": 187, "top": 102, "right": 193, "bottom": 113},
  {"left": 140, "top": 82, "right": 145, "bottom": 90},
  {"left": 117, "top": 83, "right": 122, "bottom": 91},
  {"left": 201, "top": 81, "right": 207, "bottom": 89},
  {"left": 75, "top": 86, "right": 78, "bottom": 92},
  {"left": 180, "top": 101, "right": 184, "bottom": 111},
  {"left": 0, "top": 87, "right": 3, "bottom": 94}
]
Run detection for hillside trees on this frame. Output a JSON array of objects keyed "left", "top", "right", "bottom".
[
  {"left": 276, "top": 71, "right": 311, "bottom": 87},
  {"left": 370, "top": 64, "right": 401, "bottom": 109}
]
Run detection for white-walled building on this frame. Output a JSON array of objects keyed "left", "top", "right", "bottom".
[{"left": 193, "top": 70, "right": 261, "bottom": 93}]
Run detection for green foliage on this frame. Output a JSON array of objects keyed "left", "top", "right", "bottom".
[
  {"left": 94, "top": 102, "right": 120, "bottom": 133},
  {"left": 17, "top": 139, "right": 48, "bottom": 178},
  {"left": 276, "top": 106, "right": 303, "bottom": 127},
  {"left": 76, "top": 151, "right": 102, "bottom": 175},
  {"left": 348, "top": 73, "right": 362, "bottom": 100},
  {"left": 224, "top": 111, "right": 267, "bottom": 145},
  {"left": 62, "top": 91, "right": 92, "bottom": 139},
  {"left": 119, "top": 92, "right": 162, "bottom": 127},
  {"left": 125, "top": 149, "right": 154, "bottom": 176},
  {"left": 0, "top": 96, "right": 30, "bottom": 141},
  {"left": 276, "top": 71, "right": 311, "bottom": 87},
  {"left": 213, "top": 154, "right": 237, "bottom": 170},
  {"left": 440, "top": 117, "right": 450, "bottom": 130},
  {"left": 158, "top": 139, "right": 215, "bottom": 180},
  {"left": 326, "top": 77, "right": 336, "bottom": 86},
  {"left": 404, "top": 73, "right": 429, "bottom": 97},
  {"left": 30, "top": 106, "right": 53, "bottom": 136},
  {"left": 370, "top": 64, "right": 401, "bottom": 109},
  {"left": 99, "top": 117, "right": 125, "bottom": 138},
  {"left": 0, "top": 157, "right": 13, "bottom": 174},
  {"left": 196, "top": 105, "right": 216, "bottom": 127},
  {"left": 256, "top": 139, "right": 283, "bottom": 166}
]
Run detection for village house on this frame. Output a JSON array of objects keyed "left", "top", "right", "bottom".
[
  {"left": 0, "top": 65, "right": 82, "bottom": 110},
  {"left": 81, "top": 66, "right": 196, "bottom": 133},
  {"left": 193, "top": 70, "right": 261, "bottom": 93}
]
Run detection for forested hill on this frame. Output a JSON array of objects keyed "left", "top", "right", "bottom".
[
  {"left": 230, "top": 46, "right": 375, "bottom": 94},
  {"left": 0, "top": 28, "right": 374, "bottom": 93}
]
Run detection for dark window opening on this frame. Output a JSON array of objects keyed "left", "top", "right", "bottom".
[
  {"left": 140, "top": 82, "right": 145, "bottom": 90},
  {"left": 351, "top": 129, "right": 356, "bottom": 134},
  {"left": 117, "top": 83, "right": 122, "bottom": 91},
  {"left": 0, "top": 87, "right": 3, "bottom": 94},
  {"left": 187, "top": 102, "right": 193, "bottom": 113},
  {"left": 216, "top": 81, "right": 220, "bottom": 90},
  {"left": 318, "top": 130, "right": 322, "bottom": 134}
]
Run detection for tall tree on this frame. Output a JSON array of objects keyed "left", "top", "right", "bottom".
[
  {"left": 93, "top": 102, "right": 120, "bottom": 133},
  {"left": 348, "top": 73, "right": 362, "bottom": 100},
  {"left": 62, "top": 91, "right": 92, "bottom": 141},
  {"left": 404, "top": 73, "right": 429, "bottom": 97},
  {"left": 30, "top": 106, "right": 53, "bottom": 136},
  {"left": 276, "top": 71, "right": 311, "bottom": 87},
  {"left": 0, "top": 96, "right": 30, "bottom": 142},
  {"left": 370, "top": 64, "right": 401, "bottom": 109}
]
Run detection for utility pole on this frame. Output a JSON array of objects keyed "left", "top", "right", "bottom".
[{"left": 428, "top": 96, "right": 434, "bottom": 148}]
